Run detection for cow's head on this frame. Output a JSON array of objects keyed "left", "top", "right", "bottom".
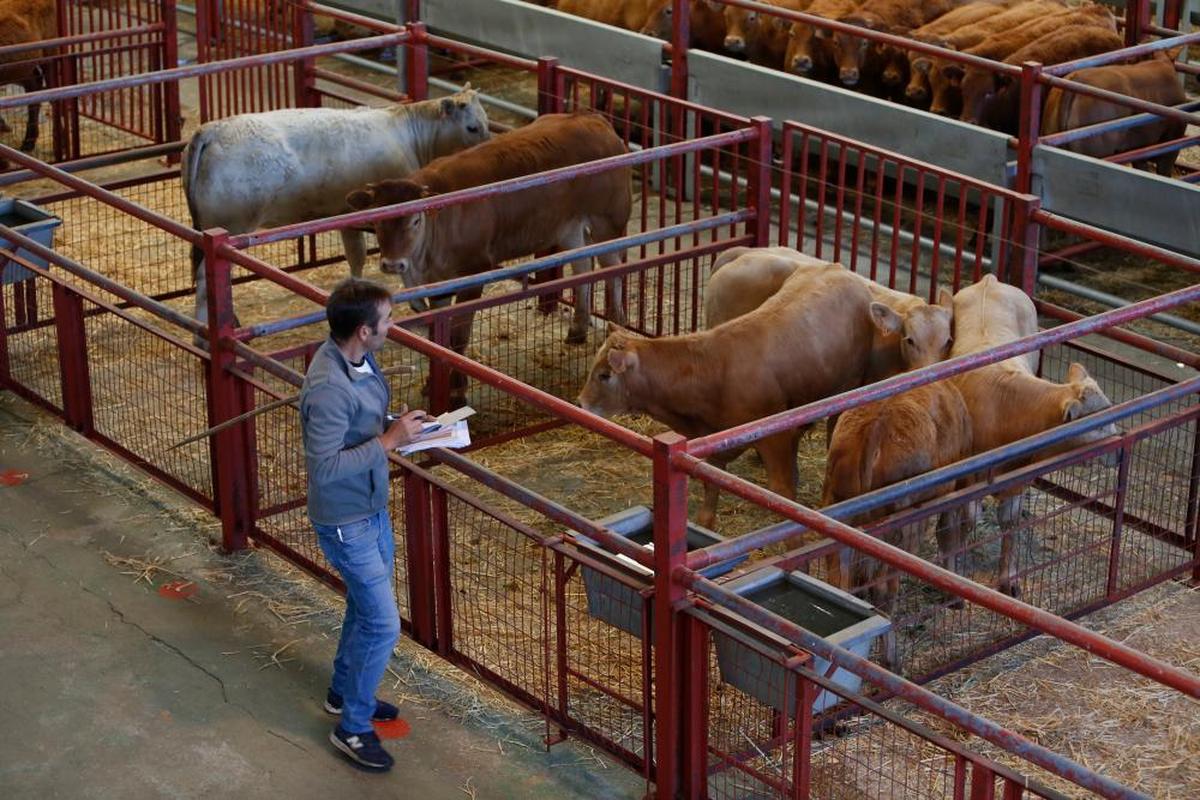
[
  {"left": 346, "top": 179, "right": 433, "bottom": 306},
  {"left": 431, "top": 84, "right": 490, "bottom": 157},
  {"left": 1058, "top": 362, "right": 1119, "bottom": 459},
  {"left": 868, "top": 288, "right": 955, "bottom": 370},
  {"left": 930, "top": 61, "right": 964, "bottom": 118},
  {"left": 578, "top": 324, "right": 643, "bottom": 417},
  {"left": 824, "top": 15, "right": 883, "bottom": 86},
  {"left": 958, "top": 67, "right": 1003, "bottom": 126},
  {"left": 723, "top": 6, "right": 758, "bottom": 54},
  {"left": 905, "top": 52, "right": 934, "bottom": 105},
  {"left": 880, "top": 49, "right": 908, "bottom": 88},
  {"left": 787, "top": 21, "right": 825, "bottom": 74}
]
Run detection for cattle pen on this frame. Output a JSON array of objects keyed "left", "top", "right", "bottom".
[{"left": 0, "top": 2, "right": 1198, "bottom": 799}]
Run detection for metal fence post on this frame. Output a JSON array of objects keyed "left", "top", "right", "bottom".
[
  {"left": 160, "top": 0, "right": 182, "bottom": 160},
  {"left": 293, "top": 2, "right": 318, "bottom": 109},
  {"left": 430, "top": 484, "right": 454, "bottom": 656},
  {"left": 403, "top": 468, "right": 438, "bottom": 649},
  {"left": 680, "top": 613, "right": 709, "bottom": 798},
  {"left": 669, "top": 0, "right": 690, "bottom": 100},
  {"left": 1124, "top": 0, "right": 1146, "bottom": 46},
  {"left": 203, "top": 228, "right": 252, "bottom": 552},
  {"left": 748, "top": 116, "right": 774, "bottom": 248},
  {"left": 51, "top": 282, "right": 93, "bottom": 435},
  {"left": 405, "top": 21, "right": 429, "bottom": 101},
  {"left": 652, "top": 431, "right": 688, "bottom": 799},
  {"left": 970, "top": 762, "right": 996, "bottom": 800},
  {"left": 1008, "top": 194, "right": 1042, "bottom": 296},
  {"left": 1105, "top": 443, "right": 1131, "bottom": 598},
  {"left": 531, "top": 57, "right": 565, "bottom": 313},
  {"left": 790, "top": 673, "right": 816, "bottom": 800},
  {"left": 1014, "top": 62, "right": 1043, "bottom": 198}
]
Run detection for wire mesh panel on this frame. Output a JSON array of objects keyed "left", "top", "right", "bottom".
[
  {"left": 55, "top": 0, "right": 176, "bottom": 158},
  {"left": 0, "top": 269, "right": 61, "bottom": 410},
  {"left": 81, "top": 298, "right": 213, "bottom": 501},
  {"left": 194, "top": 0, "right": 296, "bottom": 120},
  {"left": 776, "top": 121, "right": 1024, "bottom": 300}
]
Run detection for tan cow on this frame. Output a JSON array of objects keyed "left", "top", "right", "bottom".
[
  {"left": 822, "top": 379, "right": 973, "bottom": 661},
  {"left": 1042, "top": 52, "right": 1187, "bottom": 176},
  {"left": 579, "top": 262, "right": 952, "bottom": 528},
  {"left": 704, "top": 247, "right": 955, "bottom": 382},
  {"left": 641, "top": 0, "right": 729, "bottom": 51},
  {"left": 725, "top": 0, "right": 814, "bottom": 66},
  {"left": 956, "top": 11, "right": 1120, "bottom": 129},
  {"left": 346, "top": 113, "right": 631, "bottom": 402},
  {"left": 0, "top": 0, "right": 57, "bottom": 162},
  {"left": 947, "top": 275, "right": 1118, "bottom": 596},
  {"left": 897, "top": 0, "right": 1025, "bottom": 103}
]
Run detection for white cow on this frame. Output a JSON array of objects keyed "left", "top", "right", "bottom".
[{"left": 183, "top": 87, "right": 490, "bottom": 330}]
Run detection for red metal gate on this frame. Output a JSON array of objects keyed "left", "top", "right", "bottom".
[{"left": 53, "top": 0, "right": 180, "bottom": 160}]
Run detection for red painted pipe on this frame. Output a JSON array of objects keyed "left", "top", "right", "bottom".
[
  {"left": 0, "top": 22, "right": 164, "bottom": 58},
  {"left": 1045, "top": 31, "right": 1200, "bottom": 77},
  {"left": 227, "top": 127, "right": 758, "bottom": 248}
]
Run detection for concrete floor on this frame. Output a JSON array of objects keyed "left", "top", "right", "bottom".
[{"left": 0, "top": 392, "right": 644, "bottom": 799}]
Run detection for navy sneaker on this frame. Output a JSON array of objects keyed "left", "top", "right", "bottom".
[
  {"left": 324, "top": 688, "right": 400, "bottom": 722},
  {"left": 330, "top": 725, "right": 394, "bottom": 771}
]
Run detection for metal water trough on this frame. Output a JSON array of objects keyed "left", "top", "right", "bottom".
[
  {"left": 714, "top": 566, "right": 891, "bottom": 715},
  {"left": 575, "top": 505, "right": 746, "bottom": 638},
  {"left": 0, "top": 198, "right": 60, "bottom": 285}
]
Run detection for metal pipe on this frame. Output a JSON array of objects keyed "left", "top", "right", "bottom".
[
  {"left": 692, "top": 374, "right": 1200, "bottom": 570},
  {"left": 227, "top": 126, "right": 757, "bottom": 248},
  {"left": 211, "top": 247, "right": 656, "bottom": 456},
  {"left": 1039, "top": 99, "right": 1200, "bottom": 148},
  {"left": 682, "top": 572, "right": 1149, "bottom": 800},
  {"left": 0, "top": 141, "right": 185, "bottom": 188},
  {"left": 0, "top": 32, "right": 411, "bottom": 111},
  {"left": 1046, "top": 30, "right": 1200, "bottom": 76},
  {"left": 1107, "top": 133, "right": 1200, "bottom": 165},
  {"left": 239, "top": 210, "right": 749, "bottom": 339},
  {"left": 0, "top": 226, "right": 204, "bottom": 335},
  {"left": 1039, "top": 72, "right": 1200, "bottom": 129},
  {"left": 1036, "top": 300, "right": 1200, "bottom": 369},
  {"left": 1038, "top": 273, "right": 1200, "bottom": 337},
  {"left": 0, "top": 22, "right": 165, "bottom": 58},
  {"left": 687, "top": 277, "right": 1200, "bottom": 458}
]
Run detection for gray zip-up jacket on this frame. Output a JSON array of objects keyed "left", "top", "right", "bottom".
[{"left": 299, "top": 338, "right": 391, "bottom": 526}]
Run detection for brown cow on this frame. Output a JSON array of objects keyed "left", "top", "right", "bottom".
[
  {"left": 555, "top": 0, "right": 668, "bottom": 31},
  {"left": 1042, "top": 52, "right": 1187, "bottom": 176},
  {"left": 947, "top": 275, "right": 1118, "bottom": 596},
  {"left": 579, "top": 262, "right": 952, "bottom": 528},
  {"left": 785, "top": 0, "right": 863, "bottom": 78},
  {"left": 824, "top": 0, "right": 977, "bottom": 87},
  {"left": 822, "top": 379, "right": 973, "bottom": 661},
  {"left": 346, "top": 113, "right": 631, "bottom": 401},
  {"left": 641, "top": 0, "right": 729, "bottom": 51},
  {"left": 896, "top": 0, "right": 1026, "bottom": 102},
  {"left": 0, "top": 0, "right": 57, "bottom": 161},
  {"left": 726, "top": 0, "right": 814, "bottom": 67},
  {"left": 914, "top": 1, "right": 1073, "bottom": 114},
  {"left": 958, "top": 14, "right": 1120, "bottom": 129}
]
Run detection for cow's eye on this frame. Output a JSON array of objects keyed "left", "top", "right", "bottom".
[
  {"left": 599, "top": 371, "right": 612, "bottom": 382},
  {"left": 904, "top": 336, "right": 914, "bottom": 346},
  {"left": 467, "top": 124, "right": 480, "bottom": 133}
]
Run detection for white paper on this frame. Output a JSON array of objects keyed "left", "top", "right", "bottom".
[{"left": 397, "top": 419, "right": 472, "bottom": 456}]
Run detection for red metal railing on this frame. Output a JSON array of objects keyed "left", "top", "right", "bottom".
[{"left": 2, "top": 14, "right": 1197, "bottom": 800}]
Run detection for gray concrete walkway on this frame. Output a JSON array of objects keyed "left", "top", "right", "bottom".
[{"left": 0, "top": 392, "right": 643, "bottom": 799}]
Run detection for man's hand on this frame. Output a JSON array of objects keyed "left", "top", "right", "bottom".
[{"left": 379, "top": 407, "right": 428, "bottom": 451}]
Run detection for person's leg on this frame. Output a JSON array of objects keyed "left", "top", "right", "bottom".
[
  {"left": 327, "top": 511, "right": 401, "bottom": 734},
  {"left": 329, "top": 584, "right": 358, "bottom": 698}
]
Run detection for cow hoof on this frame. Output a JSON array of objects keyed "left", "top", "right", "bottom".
[{"left": 564, "top": 329, "right": 588, "bottom": 345}]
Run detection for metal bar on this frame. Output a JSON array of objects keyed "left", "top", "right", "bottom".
[
  {"left": 227, "top": 127, "right": 758, "bottom": 248},
  {"left": 1046, "top": 31, "right": 1200, "bottom": 76},
  {"left": 0, "top": 32, "right": 411, "bottom": 111},
  {"left": 1035, "top": 300, "right": 1200, "bottom": 370},
  {"left": 0, "top": 141, "right": 184, "bottom": 187},
  {"left": 0, "top": 22, "right": 164, "bottom": 59},
  {"left": 1106, "top": 133, "right": 1200, "bottom": 165},
  {"left": 1039, "top": 100, "right": 1200, "bottom": 148},
  {"left": 692, "top": 375, "right": 1200, "bottom": 568},
  {"left": 1038, "top": 273, "right": 1200, "bottom": 337},
  {"left": 1037, "top": 72, "right": 1200, "bottom": 129},
  {"left": 239, "top": 212, "right": 749, "bottom": 339},
  {"left": 682, "top": 572, "right": 1149, "bottom": 800},
  {"left": 687, "top": 277, "right": 1200, "bottom": 459}
]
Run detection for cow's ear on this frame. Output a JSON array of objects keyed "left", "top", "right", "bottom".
[
  {"left": 773, "top": 15, "right": 788, "bottom": 31},
  {"left": 1066, "top": 362, "right": 1090, "bottom": 383},
  {"left": 1061, "top": 393, "right": 1085, "bottom": 422},
  {"left": 462, "top": 81, "right": 473, "bottom": 92},
  {"left": 814, "top": 27, "right": 830, "bottom": 39},
  {"left": 346, "top": 188, "right": 374, "bottom": 210},
  {"left": 942, "top": 63, "right": 964, "bottom": 82},
  {"left": 912, "top": 57, "right": 931, "bottom": 75},
  {"left": 1165, "top": 46, "right": 1184, "bottom": 63},
  {"left": 607, "top": 346, "right": 638, "bottom": 375},
  {"left": 869, "top": 302, "right": 902, "bottom": 336},
  {"left": 936, "top": 287, "right": 954, "bottom": 310}
]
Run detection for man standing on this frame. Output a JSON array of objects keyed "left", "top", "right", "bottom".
[{"left": 300, "top": 277, "right": 425, "bottom": 771}]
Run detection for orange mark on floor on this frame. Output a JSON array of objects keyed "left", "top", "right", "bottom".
[
  {"left": 0, "top": 469, "right": 30, "bottom": 487},
  {"left": 158, "top": 580, "right": 198, "bottom": 600},
  {"left": 373, "top": 718, "right": 411, "bottom": 740}
]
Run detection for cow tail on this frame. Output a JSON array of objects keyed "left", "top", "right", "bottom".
[{"left": 182, "top": 128, "right": 208, "bottom": 286}]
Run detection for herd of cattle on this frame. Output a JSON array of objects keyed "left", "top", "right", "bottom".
[{"left": 534, "top": 0, "right": 1187, "bottom": 168}]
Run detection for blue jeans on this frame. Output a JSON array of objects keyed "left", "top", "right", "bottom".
[{"left": 313, "top": 508, "right": 401, "bottom": 733}]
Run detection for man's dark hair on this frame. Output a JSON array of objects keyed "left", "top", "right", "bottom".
[{"left": 326, "top": 278, "right": 392, "bottom": 343}]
